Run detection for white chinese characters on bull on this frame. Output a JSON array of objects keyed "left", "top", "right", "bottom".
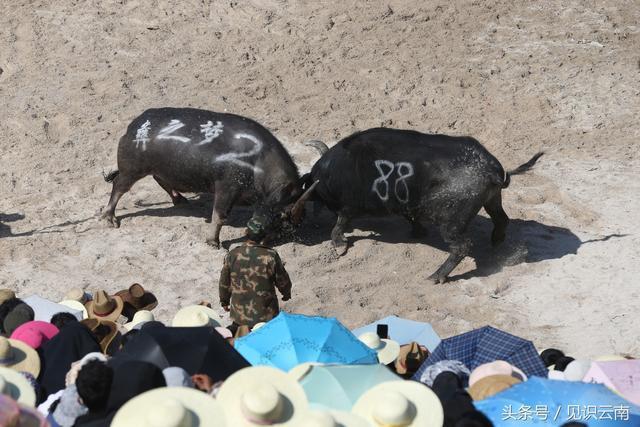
[
  {"left": 214, "top": 133, "right": 264, "bottom": 174},
  {"left": 157, "top": 119, "right": 191, "bottom": 143},
  {"left": 197, "top": 121, "right": 224, "bottom": 145},
  {"left": 133, "top": 120, "right": 151, "bottom": 151},
  {"left": 372, "top": 160, "right": 414, "bottom": 203}
]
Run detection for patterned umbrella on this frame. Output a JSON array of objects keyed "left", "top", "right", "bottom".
[
  {"left": 234, "top": 312, "right": 378, "bottom": 371},
  {"left": 412, "top": 326, "right": 547, "bottom": 381},
  {"left": 475, "top": 377, "right": 640, "bottom": 426}
]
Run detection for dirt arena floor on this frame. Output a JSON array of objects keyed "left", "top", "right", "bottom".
[{"left": 1, "top": 0, "right": 638, "bottom": 358}]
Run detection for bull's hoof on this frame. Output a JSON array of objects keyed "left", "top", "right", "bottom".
[
  {"left": 101, "top": 213, "right": 120, "bottom": 228},
  {"left": 333, "top": 242, "right": 348, "bottom": 256},
  {"left": 427, "top": 273, "right": 447, "bottom": 284},
  {"left": 205, "top": 238, "right": 221, "bottom": 249}
]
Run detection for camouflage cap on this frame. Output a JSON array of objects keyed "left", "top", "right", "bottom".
[{"left": 246, "top": 216, "right": 266, "bottom": 234}]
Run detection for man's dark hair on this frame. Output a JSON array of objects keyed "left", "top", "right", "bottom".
[
  {"left": 50, "top": 312, "right": 79, "bottom": 330},
  {"left": 0, "top": 297, "right": 26, "bottom": 334},
  {"left": 76, "top": 360, "right": 113, "bottom": 412}
]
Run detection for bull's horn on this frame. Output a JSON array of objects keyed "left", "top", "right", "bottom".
[
  {"left": 304, "top": 140, "right": 329, "bottom": 155},
  {"left": 291, "top": 180, "right": 319, "bottom": 223}
]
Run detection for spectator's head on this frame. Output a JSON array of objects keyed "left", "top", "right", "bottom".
[
  {"left": 50, "top": 312, "right": 79, "bottom": 330},
  {"left": 0, "top": 298, "right": 28, "bottom": 335},
  {"left": 2, "top": 302, "right": 35, "bottom": 336},
  {"left": 246, "top": 216, "right": 267, "bottom": 243},
  {"left": 76, "top": 360, "right": 113, "bottom": 412},
  {"left": 540, "top": 348, "right": 565, "bottom": 367}
]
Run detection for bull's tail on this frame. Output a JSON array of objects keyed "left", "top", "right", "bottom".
[
  {"left": 502, "top": 152, "right": 544, "bottom": 189},
  {"left": 103, "top": 169, "right": 120, "bottom": 183},
  {"left": 304, "top": 140, "right": 329, "bottom": 155}
]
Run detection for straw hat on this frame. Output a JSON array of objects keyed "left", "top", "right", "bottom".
[
  {"left": 468, "top": 375, "right": 521, "bottom": 401},
  {"left": 172, "top": 305, "right": 222, "bottom": 328},
  {"left": 306, "top": 410, "right": 369, "bottom": 427},
  {"left": 395, "top": 342, "right": 429, "bottom": 375},
  {"left": 358, "top": 332, "right": 401, "bottom": 365},
  {"left": 112, "top": 386, "right": 226, "bottom": 427},
  {"left": 86, "top": 290, "right": 124, "bottom": 323},
  {"left": 81, "top": 319, "right": 120, "bottom": 354},
  {"left": 116, "top": 284, "right": 158, "bottom": 322},
  {"left": 252, "top": 322, "right": 266, "bottom": 331},
  {"left": 468, "top": 361, "right": 527, "bottom": 387},
  {"left": 217, "top": 366, "right": 308, "bottom": 426},
  {"left": 63, "top": 288, "right": 90, "bottom": 304},
  {"left": 0, "top": 337, "right": 40, "bottom": 378},
  {"left": 0, "top": 366, "right": 36, "bottom": 406},
  {"left": 124, "top": 310, "right": 155, "bottom": 331},
  {"left": 353, "top": 381, "right": 444, "bottom": 427},
  {"left": 58, "top": 300, "right": 88, "bottom": 319},
  {"left": 10, "top": 321, "right": 59, "bottom": 350},
  {"left": 0, "top": 289, "right": 16, "bottom": 305}
]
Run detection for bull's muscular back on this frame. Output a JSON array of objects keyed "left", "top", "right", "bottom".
[
  {"left": 311, "top": 128, "right": 506, "bottom": 216},
  {"left": 116, "top": 108, "right": 299, "bottom": 199}
]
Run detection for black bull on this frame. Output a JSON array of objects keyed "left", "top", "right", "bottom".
[
  {"left": 304, "top": 128, "right": 543, "bottom": 283},
  {"left": 101, "top": 108, "right": 315, "bottom": 247}
]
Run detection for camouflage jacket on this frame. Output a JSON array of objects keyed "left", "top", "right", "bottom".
[{"left": 218, "top": 241, "right": 292, "bottom": 327}]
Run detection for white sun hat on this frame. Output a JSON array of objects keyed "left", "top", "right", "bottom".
[
  {"left": 306, "top": 410, "right": 369, "bottom": 427},
  {"left": 111, "top": 386, "right": 226, "bottom": 427},
  {"left": 172, "top": 305, "right": 222, "bottom": 328},
  {"left": 58, "top": 300, "right": 89, "bottom": 320},
  {"left": 252, "top": 322, "right": 267, "bottom": 331},
  {"left": 0, "top": 337, "right": 41, "bottom": 378},
  {"left": 124, "top": 310, "right": 155, "bottom": 331},
  {"left": 358, "top": 332, "right": 401, "bottom": 365},
  {"left": 217, "top": 366, "right": 308, "bottom": 426},
  {"left": 0, "top": 366, "right": 36, "bottom": 406},
  {"left": 353, "top": 380, "right": 444, "bottom": 427}
]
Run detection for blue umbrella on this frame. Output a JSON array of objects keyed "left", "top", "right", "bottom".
[
  {"left": 475, "top": 377, "right": 640, "bottom": 426},
  {"left": 412, "top": 326, "right": 547, "bottom": 381},
  {"left": 234, "top": 312, "right": 378, "bottom": 371},
  {"left": 298, "top": 364, "right": 401, "bottom": 412},
  {"left": 351, "top": 315, "right": 441, "bottom": 351}
]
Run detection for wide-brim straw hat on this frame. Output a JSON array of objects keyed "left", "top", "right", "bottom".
[
  {"left": 80, "top": 319, "right": 120, "bottom": 354},
  {"left": 306, "top": 410, "right": 369, "bottom": 427},
  {"left": 172, "top": 305, "right": 222, "bottom": 328},
  {"left": 63, "top": 288, "right": 91, "bottom": 304},
  {"left": 395, "top": 342, "right": 429, "bottom": 375},
  {"left": 0, "top": 289, "right": 16, "bottom": 305},
  {"left": 0, "top": 366, "right": 36, "bottom": 406},
  {"left": 0, "top": 337, "right": 40, "bottom": 378},
  {"left": 353, "top": 380, "right": 444, "bottom": 427},
  {"left": 115, "top": 283, "right": 158, "bottom": 311},
  {"left": 358, "top": 332, "right": 401, "bottom": 365},
  {"left": 252, "top": 322, "right": 266, "bottom": 331},
  {"left": 468, "top": 374, "right": 522, "bottom": 401},
  {"left": 85, "top": 290, "right": 124, "bottom": 323},
  {"left": 58, "top": 300, "right": 88, "bottom": 319},
  {"left": 124, "top": 310, "right": 155, "bottom": 331},
  {"left": 468, "top": 360, "right": 527, "bottom": 387},
  {"left": 218, "top": 366, "right": 308, "bottom": 426},
  {"left": 112, "top": 386, "right": 227, "bottom": 427}
]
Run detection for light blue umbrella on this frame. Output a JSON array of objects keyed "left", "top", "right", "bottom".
[
  {"left": 234, "top": 313, "right": 378, "bottom": 371},
  {"left": 475, "top": 377, "right": 640, "bottom": 426},
  {"left": 298, "top": 364, "right": 401, "bottom": 412},
  {"left": 351, "top": 315, "right": 441, "bottom": 351}
]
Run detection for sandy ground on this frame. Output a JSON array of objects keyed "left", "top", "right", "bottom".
[{"left": 1, "top": 0, "right": 639, "bottom": 358}]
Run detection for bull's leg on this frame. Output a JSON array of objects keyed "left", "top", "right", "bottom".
[
  {"left": 427, "top": 224, "right": 472, "bottom": 284},
  {"left": 484, "top": 192, "right": 509, "bottom": 247},
  {"left": 331, "top": 213, "right": 350, "bottom": 256},
  {"left": 205, "top": 187, "right": 237, "bottom": 249},
  {"left": 153, "top": 176, "right": 189, "bottom": 206},
  {"left": 101, "top": 173, "right": 142, "bottom": 228}
]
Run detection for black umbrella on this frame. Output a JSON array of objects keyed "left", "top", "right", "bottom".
[{"left": 112, "top": 325, "right": 249, "bottom": 381}]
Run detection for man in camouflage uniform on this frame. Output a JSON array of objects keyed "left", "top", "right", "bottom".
[{"left": 219, "top": 216, "right": 292, "bottom": 329}]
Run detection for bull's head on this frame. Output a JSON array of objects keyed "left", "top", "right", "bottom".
[{"left": 251, "top": 180, "right": 319, "bottom": 242}]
